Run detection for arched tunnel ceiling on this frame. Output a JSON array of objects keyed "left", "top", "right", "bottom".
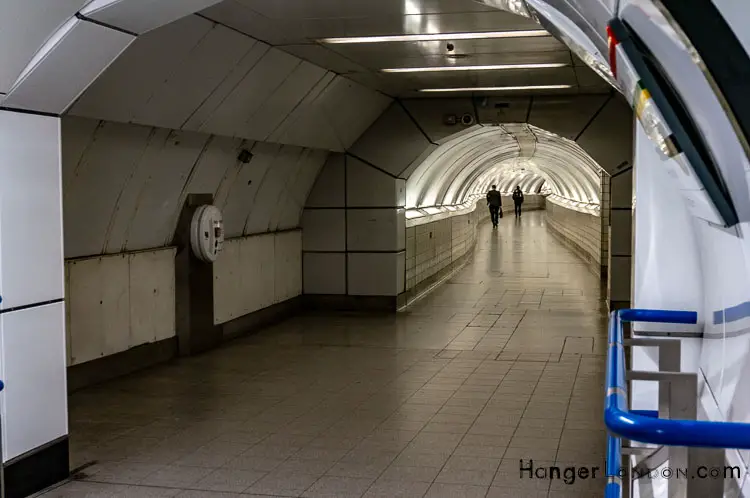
[
  {"left": 66, "top": 14, "right": 391, "bottom": 152},
  {"left": 406, "top": 123, "right": 602, "bottom": 208}
]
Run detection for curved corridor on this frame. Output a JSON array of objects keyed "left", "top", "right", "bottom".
[{"left": 47, "top": 212, "right": 608, "bottom": 498}]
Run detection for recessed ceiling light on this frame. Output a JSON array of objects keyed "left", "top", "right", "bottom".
[
  {"left": 319, "top": 30, "right": 549, "bottom": 44},
  {"left": 382, "top": 63, "right": 567, "bottom": 73},
  {"left": 418, "top": 85, "right": 572, "bottom": 92}
]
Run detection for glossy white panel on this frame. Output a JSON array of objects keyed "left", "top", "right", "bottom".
[
  {"left": 302, "top": 210, "right": 345, "bottom": 252},
  {"left": 303, "top": 253, "right": 346, "bottom": 295},
  {"left": 401, "top": 99, "right": 477, "bottom": 143},
  {"left": 4, "top": 18, "right": 133, "bottom": 114},
  {"left": 348, "top": 252, "right": 405, "bottom": 296},
  {"left": 0, "top": 0, "right": 87, "bottom": 93},
  {"left": 347, "top": 209, "right": 406, "bottom": 252},
  {"left": 1, "top": 303, "right": 68, "bottom": 461},
  {"left": 347, "top": 157, "right": 406, "bottom": 207},
  {"left": 305, "top": 154, "right": 346, "bottom": 208},
  {"left": 349, "top": 103, "right": 431, "bottom": 177},
  {"left": 82, "top": 0, "right": 224, "bottom": 34},
  {"left": 632, "top": 122, "right": 703, "bottom": 332},
  {"left": 0, "top": 111, "right": 64, "bottom": 309}
]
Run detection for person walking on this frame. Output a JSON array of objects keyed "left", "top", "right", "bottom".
[
  {"left": 512, "top": 186, "right": 524, "bottom": 217},
  {"left": 487, "top": 185, "right": 502, "bottom": 228}
]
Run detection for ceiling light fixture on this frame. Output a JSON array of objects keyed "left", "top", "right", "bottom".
[
  {"left": 418, "top": 85, "right": 572, "bottom": 92},
  {"left": 382, "top": 63, "right": 567, "bottom": 73},
  {"left": 319, "top": 29, "right": 549, "bottom": 44}
]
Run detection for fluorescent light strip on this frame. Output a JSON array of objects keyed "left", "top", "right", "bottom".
[
  {"left": 382, "top": 63, "right": 567, "bottom": 73},
  {"left": 319, "top": 30, "right": 548, "bottom": 44},
  {"left": 418, "top": 85, "right": 572, "bottom": 92}
]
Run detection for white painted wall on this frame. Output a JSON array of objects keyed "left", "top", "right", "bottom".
[
  {"left": 214, "top": 231, "right": 302, "bottom": 325},
  {"left": 0, "top": 110, "right": 67, "bottom": 461},
  {"left": 65, "top": 249, "right": 176, "bottom": 366}
]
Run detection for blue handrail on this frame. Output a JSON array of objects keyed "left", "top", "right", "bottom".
[{"left": 605, "top": 308, "right": 750, "bottom": 496}]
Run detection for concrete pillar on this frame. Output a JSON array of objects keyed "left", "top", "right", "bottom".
[
  {"left": 608, "top": 165, "right": 634, "bottom": 311},
  {"left": 0, "top": 110, "right": 69, "bottom": 497},
  {"left": 173, "top": 194, "right": 221, "bottom": 356},
  {"left": 302, "top": 154, "right": 406, "bottom": 310}
]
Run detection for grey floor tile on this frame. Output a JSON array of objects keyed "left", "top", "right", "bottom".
[
  {"left": 362, "top": 479, "right": 431, "bottom": 498},
  {"left": 424, "top": 483, "right": 490, "bottom": 498},
  {"left": 302, "top": 476, "right": 375, "bottom": 498}
]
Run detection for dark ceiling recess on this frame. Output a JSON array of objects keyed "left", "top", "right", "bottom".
[{"left": 238, "top": 149, "right": 253, "bottom": 163}]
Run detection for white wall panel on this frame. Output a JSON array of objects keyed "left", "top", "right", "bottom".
[
  {"left": 347, "top": 210, "right": 406, "bottom": 252},
  {"left": 199, "top": 48, "right": 301, "bottom": 138},
  {"left": 0, "top": 0, "right": 87, "bottom": 93},
  {"left": 302, "top": 210, "right": 346, "bottom": 252},
  {"left": 63, "top": 119, "right": 158, "bottom": 256},
  {"left": 183, "top": 41, "right": 270, "bottom": 131},
  {"left": 244, "top": 146, "right": 303, "bottom": 234},
  {"left": 64, "top": 117, "right": 324, "bottom": 257},
  {"left": 67, "top": 255, "right": 130, "bottom": 364},
  {"left": 133, "top": 26, "right": 256, "bottom": 130},
  {"left": 66, "top": 248, "right": 176, "bottom": 366},
  {"left": 219, "top": 142, "right": 276, "bottom": 237},
  {"left": 303, "top": 253, "right": 346, "bottom": 295},
  {"left": 71, "top": 15, "right": 213, "bottom": 124},
  {"left": 314, "top": 77, "right": 392, "bottom": 150},
  {"left": 275, "top": 231, "right": 302, "bottom": 303},
  {"left": 242, "top": 61, "right": 328, "bottom": 141},
  {"left": 306, "top": 154, "right": 346, "bottom": 208},
  {"left": 123, "top": 130, "right": 207, "bottom": 251},
  {"left": 3, "top": 18, "right": 133, "bottom": 115},
  {"left": 129, "top": 249, "right": 176, "bottom": 343},
  {"left": 347, "top": 156, "right": 406, "bottom": 207},
  {"left": 1, "top": 303, "right": 68, "bottom": 461},
  {"left": 348, "top": 252, "right": 405, "bottom": 296},
  {"left": 267, "top": 72, "right": 343, "bottom": 151},
  {"left": 0, "top": 111, "right": 64, "bottom": 309},
  {"left": 213, "top": 232, "right": 300, "bottom": 324},
  {"left": 349, "top": 104, "right": 431, "bottom": 177},
  {"left": 81, "top": 0, "right": 224, "bottom": 34}
]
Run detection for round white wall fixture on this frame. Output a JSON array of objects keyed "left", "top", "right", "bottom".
[{"left": 190, "top": 205, "right": 224, "bottom": 263}]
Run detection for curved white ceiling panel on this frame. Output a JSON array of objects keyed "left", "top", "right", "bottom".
[
  {"left": 406, "top": 122, "right": 603, "bottom": 209},
  {"left": 81, "top": 0, "right": 224, "bottom": 35}
]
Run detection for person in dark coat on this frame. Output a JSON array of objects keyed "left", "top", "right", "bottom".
[
  {"left": 487, "top": 185, "right": 502, "bottom": 228},
  {"left": 512, "top": 186, "right": 524, "bottom": 217}
]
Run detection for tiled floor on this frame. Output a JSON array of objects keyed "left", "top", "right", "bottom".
[{"left": 42, "top": 212, "right": 608, "bottom": 498}]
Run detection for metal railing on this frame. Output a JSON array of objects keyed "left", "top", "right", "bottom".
[{"left": 605, "top": 309, "right": 750, "bottom": 498}]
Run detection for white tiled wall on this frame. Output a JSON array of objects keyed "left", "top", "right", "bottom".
[
  {"left": 65, "top": 248, "right": 176, "bottom": 366},
  {"left": 545, "top": 199, "right": 602, "bottom": 266}
]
